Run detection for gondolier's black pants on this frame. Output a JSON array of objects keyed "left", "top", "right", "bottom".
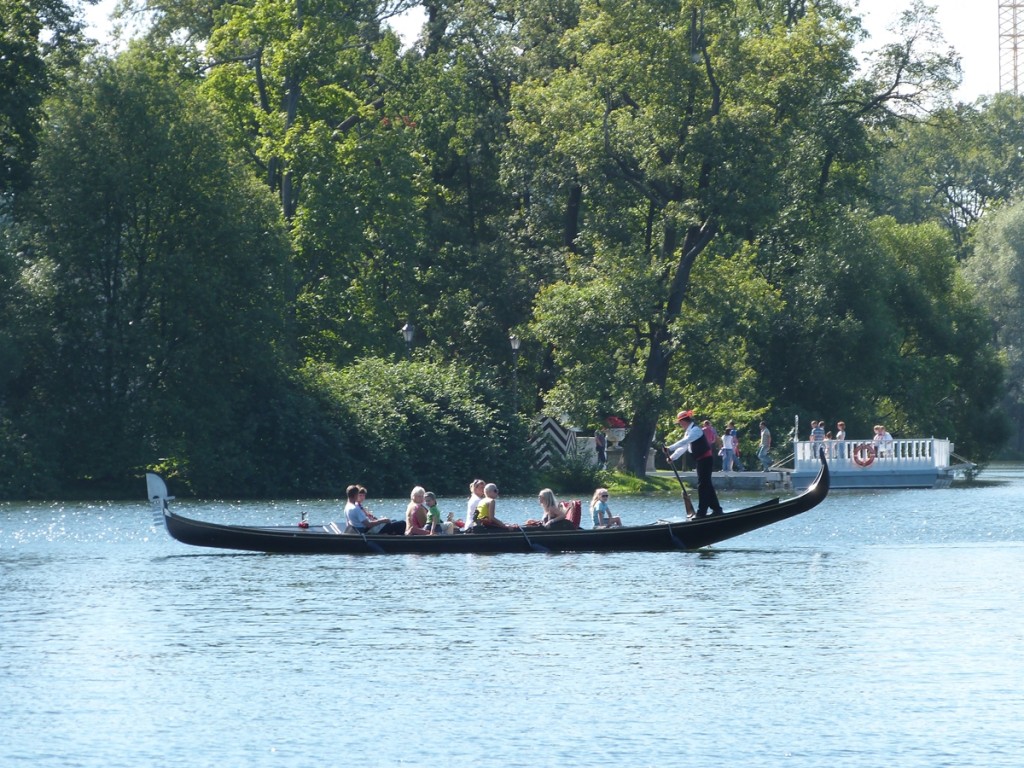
[{"left": 695, "top": 454, "right": 722, "bottom": 516}]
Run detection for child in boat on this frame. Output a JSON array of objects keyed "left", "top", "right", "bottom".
[
  {"left": 590, "top": 488, "right": 621, "bottom": 528},
  {"left": 423, "top": 491, "right": 453, "bottom": 534}
]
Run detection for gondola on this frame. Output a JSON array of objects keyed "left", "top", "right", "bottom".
[{"left": 146, "top": 453, "right": 828, "bottom": 555}]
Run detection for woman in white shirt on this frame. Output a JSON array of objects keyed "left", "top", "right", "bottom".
[{"left": 464, "top": 479, "right": 485, "bottom": 530}]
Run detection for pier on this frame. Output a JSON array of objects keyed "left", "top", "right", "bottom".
[{"left": 789, "top": 438, "right": 975, "bottom": 489}]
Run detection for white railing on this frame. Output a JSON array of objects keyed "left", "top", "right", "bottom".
[{"left": 795, "top": 438, "right": 951, "bottom": 469}]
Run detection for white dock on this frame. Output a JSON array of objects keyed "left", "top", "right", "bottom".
[{"left": 789, "top": 438, "right": 973, "bottom": 490}]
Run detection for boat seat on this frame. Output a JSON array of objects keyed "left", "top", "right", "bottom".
[{"left": 560, "top": 500, "right": 582, "bottom": 529}]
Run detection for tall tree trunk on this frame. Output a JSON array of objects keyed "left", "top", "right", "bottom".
[{"left": 623, "top": 218, "right": 717, "bottom": 476}]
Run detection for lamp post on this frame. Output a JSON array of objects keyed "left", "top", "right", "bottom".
[
  {"left": 401, "top": 323, "right": 415, "bottom": 357},
  {"left": 509, "top": 334, "right": 521, "bottom": 413}
]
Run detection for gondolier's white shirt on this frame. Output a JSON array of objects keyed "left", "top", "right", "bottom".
[{"left": 667, "top": 423, "right": 705, "bottom": 461}]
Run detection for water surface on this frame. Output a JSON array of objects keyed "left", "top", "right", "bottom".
[{"left": 2, "top": 470, "right": 1022, "bottom": 767}]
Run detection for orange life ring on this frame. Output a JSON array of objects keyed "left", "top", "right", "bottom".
[{"left": 852, "top": 443, "right": 876, "bottom": 467}]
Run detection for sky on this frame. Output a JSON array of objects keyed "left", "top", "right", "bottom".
[
  {"left": 852, "top": 0, "right": 999, "bottom": 102},
  {"left": 83, "top": 0, "right": 1000, "bottom": 103}
]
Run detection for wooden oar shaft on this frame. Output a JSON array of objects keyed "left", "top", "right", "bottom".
[{"left": 663, "top": 447, "right": 696, "bottom": 519}]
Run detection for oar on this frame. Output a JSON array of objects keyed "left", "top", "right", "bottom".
[
  {"left": 328, "top": 520, "right": 384, "bottom": 554},
  {"left": 358, "top": 530, "right": 385, "bottom": 555},
  {"left": 663, "top": 447, "right": 696, "bottom": 520},
  {"left": 517, "top": 524, "right": 549, "bottom": 554}
]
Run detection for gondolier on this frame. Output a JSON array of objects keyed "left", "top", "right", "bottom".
[{"left": 667, "top": 410, "right": 723, "bottom": 518}]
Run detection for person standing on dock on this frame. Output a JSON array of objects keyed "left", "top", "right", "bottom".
[
  {"left": 834, "top": 421, "right": 846, "bottom": 460},
  {"left": 667, "top": 410, "right": 723, "bottom": 517},
  {"left": 758, "top": 421, "right": 772, "bottom": 471},
  {"left": 873, "top": 425, "right": 894, "bottom": 458}
]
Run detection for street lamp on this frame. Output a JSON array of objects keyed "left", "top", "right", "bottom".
[
  {"left": 509, "top": 334, "right": 521, "bottom": 412},
  {"left": 401, "top": 323, "right": 415, "bottom": 356}
]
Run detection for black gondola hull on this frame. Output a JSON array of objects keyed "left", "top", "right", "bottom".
[{"left": 151, "top": 457, "right": 829, "bottom": 555}]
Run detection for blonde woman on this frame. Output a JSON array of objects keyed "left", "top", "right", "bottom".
[
  {"left": 590, "top": 488, "right": 621, "bottom": 528},
  {"left": 464, "top": 479, "right": 486, "bottom": 530},
  {"left": 533, "top": 488, "right": 574, "bottom": 530}
]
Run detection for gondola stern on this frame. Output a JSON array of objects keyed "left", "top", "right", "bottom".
[
  {"left": 145, "top": 472, "right": 173, "bottom": 532},
  {"left": 807, "top": 448, "right": 831, "bottom": 499}
]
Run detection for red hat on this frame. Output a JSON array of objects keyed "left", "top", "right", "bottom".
[{"left": 675, "top": 410, "right": 694, "bottom": 423}]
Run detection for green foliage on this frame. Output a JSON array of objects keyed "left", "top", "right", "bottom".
[
  {"left": 196, "top": 1, "right": 432, "bottom": 365},
  {"left": 13, "top": 45, "right": 294, "bottom": 495},
  {"left": 667, "top": 244, "right": 784, "bottom": 432},
  {"left": 539, "top": 443, "right": 605, "bottom": 495},
  {"left": 0, "top": 0, "right": 85, "bottom": 195},
  {"left": 389, "top": 0, "right": 539, "bottom": 370},
  {"left": 0, "top": 0, "right": 1014, "bottom": 497},
  {"left": 508, "top": 0, "right": 949, "bottom": 473},
  {"left": 869, "top": 217, "right": 1005, "bottom": 461},
  {"left": 603, "top": 471, "right": 679, "bottom": 498},
  {"left": 870, "top": 94, "right": 1024, "bottom": 253},
  {"left": 301, "top": 355, "right": 535, "bottom": 495},
  {"left": 964, "top": 199, "right": 1024, "bottom": 453}
]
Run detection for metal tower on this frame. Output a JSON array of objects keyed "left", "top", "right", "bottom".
[{"left": 1001, "top": 1, "right": 1024, "bottom": 93}]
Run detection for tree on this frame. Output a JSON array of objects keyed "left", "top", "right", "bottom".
[
  {"left": 507, "top": 3, "right": 827, "bottom": 473},
  {"left": 21, "top": 45, "right": 293, "bottom": 491},
  {"left": 389, "top": 0, "right": 570, "bottom": 370},
  {"left": 531, "top": 241, "right": 785, "bottom": 436},
  {"left": 0, "top": 0, "right": 85, "bottom": 196},
  {"left": 193, "top": 0, "right": 435, "bottom": 363},
  {"left": 870, "top": 94, "right": 1024, "bottom": 255},
  {"left": 867, "top": 217, "right": 1005, "bottom": 461},
  {"left": 509, "top": 0, "right": 967, "bottom": 474},
  {"left": 300, "top": 355, "right": 534, "bottom": 493},
  {"left": 965, "top": 200, "right": 1024, "bottom": 454}
]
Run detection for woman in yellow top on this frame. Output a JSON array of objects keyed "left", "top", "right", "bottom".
[{"left": 473, "top": 483, "right": 512, "bottom": 530}]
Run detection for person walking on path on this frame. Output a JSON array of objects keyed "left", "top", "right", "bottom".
[{"left": 667, "top": 410, "right": 723, "bottom": 517}]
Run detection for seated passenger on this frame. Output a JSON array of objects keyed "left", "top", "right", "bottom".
[
  {"left": 464, "top": 479, "right": 486, "bottom": 531},
  {"left": 423, "top": 491, "right": 451, "bottom": 534},
  {"left": 472, "top": 483, "right": 513, "bottom": 531},
  {"left": 344, "top": 484, "right": 390, "bottom": 534},
  {"left": 529, "top": 488, "right": 575, "bottom": 530},
  {"left": 405, "top": 486, "right": 433, "bottom": 535},
  {"left": 590, "top": 488, "right": 621, "bottom": 528}
]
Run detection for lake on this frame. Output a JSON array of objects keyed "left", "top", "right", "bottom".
[{"left": 2, "top": 468, "right": 1023, "bottom": 767}]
